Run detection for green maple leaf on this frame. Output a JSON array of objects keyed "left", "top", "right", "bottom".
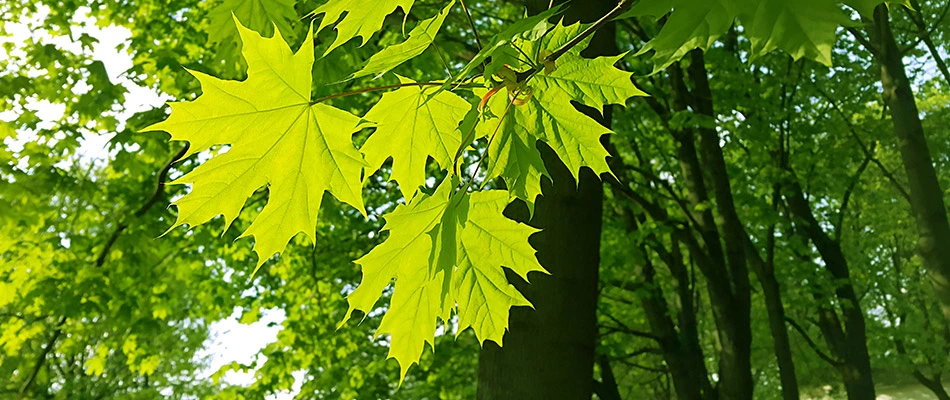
[
  {"left": 361, "top": 76, "right": 472, "bottom": 200},
  {"left": 310, "top": 0, "right": 414, "bottom": 56},
  {"left": 343, "top": 181, "right": 543, "bottom": 379},
  {"left": 351, "top": 2, "right": 453, "bottom": 80},
  {"left": 448, "top": 5, "right": 561, "bottom": 87},
  {"left": 843, "top": 0, "right": 911, "bottom": 17},
  {"left": 144, "top": 19, "right": 367, "bottom": 271},
  {"left": 740, "top": 0, "right": 849, "bottom": 66},
  {"left": 479, "top": 22, "right": 646, "bottom": 205},
  {"left": 629, "top": 0, "right": 737, "bottom": 73},
  {"left": 206, "top": 0, "right": 298, "bottom": 63}
]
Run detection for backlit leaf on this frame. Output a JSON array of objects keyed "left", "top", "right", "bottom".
[
  {"left": 361, "top": 76, "right": 472, "bottom": 200},
  {"left": 144, "top": 19, "right": 367, "bottom": 271},
  {"left": 342, "top": 181, "right": 542, "bottom": 379},
  {"left": 311, "top": 0, "right": 415, "bottom": 56}
]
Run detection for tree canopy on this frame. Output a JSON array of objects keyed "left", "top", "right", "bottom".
[{"left": 2, "top": 0, "right": 950, "bottom": 399}]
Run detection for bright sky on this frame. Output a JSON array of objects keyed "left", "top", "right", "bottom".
[{"left": 0, "top": 6, "right": 294, "bottom": 397}]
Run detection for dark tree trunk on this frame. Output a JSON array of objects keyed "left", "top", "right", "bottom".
[
  {"left": 665, "top": 53, "right": 754, "bottom": 400},
  {"left": 867, "top": 3, "right": 950, "bottom": 322},
  {"left": 746, "top": 238, "right": 800, "bottom": 400},
  {"left": 784, "top": 179, "right": 876, "bottom": 400},
  {"left": 475, "top": 1, "right": 613, "bottom": 398},
  {"left": 915, "top": 373, "right": 950, "bottom": 400},
  {"left": 475, "top": 143, "right": 604, "bottom": 399},
  {"left": 631, "top": 222, "right": 712, "bottom": 400}
]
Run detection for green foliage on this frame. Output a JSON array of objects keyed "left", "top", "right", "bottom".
[
  {"left": 741, "top": 0, "right": 848, "bottom": 66},
  {"left": 206, "top": 0, "right": 298, "bottom": 65},
  {"left": 628, "top": 0, "right": 737, "bottom": 72},
  {"left": 350, "top": 2, "right": 454, "bottom": 80},
  {"left": 311, "top": 0, "right": 415, "bottom": 54},
  {"left": 479, "top": 21, "right": 645, "bottom": 205},
  {"left": 343, "top": 182, "right": 542, "bottom": 377},
  {"left": 146, "top": 3, "right": 646, "bottom": 377},
  {"left": 145, "top": 21, "right": 368, "bottom": 272},
  {"left": 361, "top": 77, "right": 470, "bottom": 199},
  {"left": 627, "top": 0, "right": 891, "bottom": 69},
  {"left": 4, "top": 0, "right": 949, "bottom": 397}
]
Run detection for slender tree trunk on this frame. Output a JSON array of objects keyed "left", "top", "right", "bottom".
[
  {"left": 785, "top": 179, "right": 876, "bottom": 400},
  {"left": 746, "top": 238, "right": 800, "bottom": 400},
  {"left": 665, "top": 53, "right": 754, "bottom": 400},
  {"left": 629, "top": 220, "right": 712, "bottom": 400},
  {"left": 476, "top": 2, "right": 612, "bottom": 398},
  {"left": 594, "top": 355, "right": 624, "bottom": 400},
  {"left": 686, "top": 51, "right": 754, "bottom": 400},
  {"left": 867, "top": 4, "right": 950, "bottom": 321}
]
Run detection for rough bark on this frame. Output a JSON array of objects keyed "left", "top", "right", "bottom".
[
  {"left": 475, "top": 1, "right": 612, "bottom": 398},
  {"left": 867, "top": 3, "right": 950, "bottom": 322}
]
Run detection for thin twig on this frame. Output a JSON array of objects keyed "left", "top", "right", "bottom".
[
  {"left": 18, "top": 316, "right": 66, "bottom": 398},
  {"left": 516, "top": 0, "right": 634, "bottom": 83},
  {"left": 459, "top": 0, "right": 483, "bottom": 50}
]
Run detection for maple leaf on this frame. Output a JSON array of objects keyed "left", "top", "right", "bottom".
[
  {"left": 361, "top": 76, "right": 472, "bottom": 200},
  {"left": 628, "top": 0, "right": 737, "bottom": 73},
  {"left": 351, "top": 2, "right": 453, "bottom": 80},
  {"left": 843, "top": 0, "right": 911, "bottom": 18},
  {"left": 740, "top": 0, "right": 849, "bottom": 66},
  {"left": 449, "top": 5, "right": 562, "bottom": 87},
  {"left": 478, "top": 22, "right": 646, "bottom": 205},
  {"left": 205, "top": 0, "right": 298, "bottom": 64},
  {"left": 310, "top": 0, "right": 414, "bottom": 56},
  {"left": 144, "top": 19, "right": 367, "bottom": 271},
  {"left": 342, "top": 181, "right": 543, "bottom": 379}
]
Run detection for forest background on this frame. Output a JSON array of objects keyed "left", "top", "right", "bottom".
[{"left": 1, "top": 0, "right": 950, "bottom": 399}]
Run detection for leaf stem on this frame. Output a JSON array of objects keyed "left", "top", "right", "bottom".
[
  {"left": 310, "top": 81, "right": 478, "bottom": 104},
  {"left": 460, "top": 89, "right": 520, "bottom": 198},
  {"left": 515, "top": 0, "right": 633, "bottom": 83}
]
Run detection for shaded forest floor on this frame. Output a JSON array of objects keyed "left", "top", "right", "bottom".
[{"left": 803, "top": 380, "right": 950, "bottom": 399}]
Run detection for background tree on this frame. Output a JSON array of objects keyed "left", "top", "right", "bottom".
[{"left": 2, "top": 0, "right": 949, "bottom": 399}]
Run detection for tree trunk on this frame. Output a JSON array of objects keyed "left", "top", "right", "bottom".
[
  {"left": 475, "top": 143, "right": 603, "bottom": 399},
  {"left": 746, "top": 238, "right": 800, "bottom": 400},
  {"left": 868, "top": 3, "right": 950, "bottom": 322},
  {"left": 631, "top": 222, "right": 712, "bottom": 400},
  {"left": 686, "top": 51, "right": 754, "bottom": 400},
  {"left": 666, "top": 53, "right": 754, "bottom": 400},
  {"left": 915, "top": 373, "right": 950, "bottom": 400},
  {"left": 784, "top": 179, "right": 876, "bottom": 400},
  {"left": 475, "top": 2, "right": 612, "bottom": 398}
]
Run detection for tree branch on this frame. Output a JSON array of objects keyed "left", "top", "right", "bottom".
[
  {"left": 785, "top": 316, "right": 843, "bottom": 367},
  {"left": 811, "top": 85, "right": 912, "bottom": 203},
  {"left": 95, "top": 145, "right": 189, "bottom": 268},
  {"left": 18, "top": 316, "right": 66, "bottom": 398},
  {"left": 847, "top": 26, "right": 881, "bottom": 59},
  {"left": 515, "top": 0, "right": 634, "bottom": 83},
  {"left": 835, "top": 144, "right": 874, "bottom": 242}
]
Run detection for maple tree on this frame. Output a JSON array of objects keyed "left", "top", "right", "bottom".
[
  {"left": 142, "top": 0, "right": 924, "bottom": 377},
  {"left": 3, "top": 0, "right": 950, "bottom": 398}
]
